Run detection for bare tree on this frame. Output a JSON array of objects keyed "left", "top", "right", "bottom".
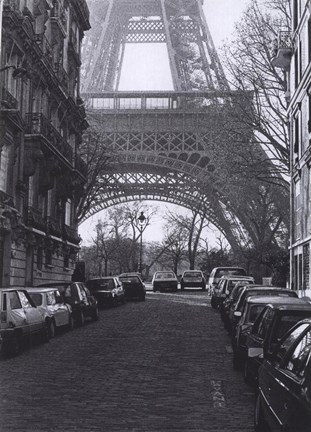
[{"left": 221, "top": 0, "right": 291, "bottom": 184}]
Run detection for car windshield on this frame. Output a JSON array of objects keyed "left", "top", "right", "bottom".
[
  {"left": 184, "top": 272, "right": 202, "bottom": 278},
  {"left": 155, "top": 272, "right": 175, "bottom": 279},
  {"left": 29, "top": 293, "right": 42, "bottom": 306}
]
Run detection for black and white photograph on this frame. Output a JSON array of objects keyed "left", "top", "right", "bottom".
[{"left": 0, "top": 0, "right": 311, "bottom": 431}]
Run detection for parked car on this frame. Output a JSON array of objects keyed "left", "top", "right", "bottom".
[
  {"left": 118, "top": 273, "right": 146, "bottom": 301},
  {"left": 245, "top": 298, "right": 311, "bottom": 385},
  {"left": 207, "top": 267, "right": 247, "bottom": 295},
  {"left": 229, "top": 287, "right": 298, "bottom": 336},
  {"left": 210, "top": 275, "right": 254, "bottom": 310},
  {"left": 0, "top": 287, "right": 49, "bottom": 356},
  {"left": 27, "top": 288, "right": 74, "bottom": 337},
  {"left": 36, "top": 282, "right": 99, "bottom": 326},
  {"left": 232, "top": 296, "right": 310, "bottom": 370},
  {"left": 152, "top": 271, "right": 178, "bottom": 293},
  {"left": 255, "top": 318, "right": 311, "bottom": 431},
  {"left": 221, "top": 284, "right": 263, "bottom": 330},
  {"left": 180, "top": 270, "right": 206, "bottom": 290},
  {"left": 86, "top": 277, "right": 126, "bottom": 307}
]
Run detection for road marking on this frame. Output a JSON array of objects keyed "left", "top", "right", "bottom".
[{"left": 210, "top": 380, "right": 227, "bottom": 408}]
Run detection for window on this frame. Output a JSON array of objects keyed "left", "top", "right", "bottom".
[
  {"left": 9, "top": 292, "right": 22, "bottom": 310},
  {"left": 65, "top": 199, "right": 71, "bottom": 226},
  {"left": 37, "top": 247, "right": 43, "bottom": 270},
  {"left": 18, "top": 291, "right": 33, "bottom": 308},
  {"left": 284, "top": 329, "right": 311, "bottom": 376},
  {"left": 258, "top": 309, "right": 274, "bottom": 339},
  {"left": 30, "top": 293, "right": 43, "bottom": 306},
  {"left": 0, "top": 144, "right": 9, "bottom": 192},
  {"left": 46, "top": 292, "right": 56, "bottom": 306},
  {"left": 275, "top": 323, "right": 309, "bottom": 365},
  {"left": 45, "top": 249, "right": 52, "bottom": 266}
]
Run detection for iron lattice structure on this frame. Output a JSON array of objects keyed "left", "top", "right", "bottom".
[
  {"left": 82, "top": 0, "right": 229, "bottom": 92},
  {"left": 80, "top": 0, "right": 288, "bottom": 251}
]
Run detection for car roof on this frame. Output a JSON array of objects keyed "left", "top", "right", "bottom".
[
  {"left": 119, "top": 273, "right": 140, "bottom": 276},
  {"left": 88, "top": 277, "right": 116, "bottom": 280},
  {"left": 26, "top": 287, "right": 60, "bottom": 293},
  {"left": 0, "top": 287, "right": 32, "bottom": 291},
  {"left": 245, "top": 296, "right": 309, "bottom": 306},
  {"left": 213, "top": 267, "right": 245, "bottom": 270},
  {"left": 183, "top": 270, "right": 202, "bottom": 273},
  {"left": 220, "top": 275, "right": 253, "bottom": 280},
  {"left": 36, "top": 281, "right": 72, "bottom": 287}
]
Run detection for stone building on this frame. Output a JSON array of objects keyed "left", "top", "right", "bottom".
[
  {"left": 272, "top": 0, "right": 311, "bottom": 297},
  {"left": 0, "top": 0, "right": 90, "bottom": 287}
]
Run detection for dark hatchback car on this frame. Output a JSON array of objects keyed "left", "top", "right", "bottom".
[
  {"left": 180, "top": 270, "right": 206, "bottom": 291},
  {"left": 255, "top": 318, "right": 311, "bottom": 432},
  {"left": 118, "top": 273, "right": 146, "bottom": 301},
  {"left": 37, "top": 282, "right": 99, "bottom": 326},
  {"left": 245, "top": 298, "right": 311, "bottom": 385},
  {"left": 230, "top": 287, "right": 298, "bottom": 335},
  {"left": 86, "top": 277, "right": 125, "bottom": 307}
]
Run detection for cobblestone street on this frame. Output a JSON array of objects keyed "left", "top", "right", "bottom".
[{"left": 0, "top": 291, "right": 255, "bottom": 432}]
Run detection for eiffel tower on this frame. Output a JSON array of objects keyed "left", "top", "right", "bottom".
[{"left": 80, "top": 0, "right": 287, "bottom": 251}]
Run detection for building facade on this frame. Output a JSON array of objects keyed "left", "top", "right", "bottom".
[
  {"left": 0, "top": 0, "right": 90, "bottom": 287},
  {"left": 272, "top": 0, "right": 311, "bottom": 297}
]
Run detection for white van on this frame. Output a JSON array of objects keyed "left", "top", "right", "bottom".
[{"left": 207, "top": 267, "right": 247, "bottom": 294}]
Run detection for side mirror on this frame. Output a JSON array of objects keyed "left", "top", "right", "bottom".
[{"left": 234, "top": 311, "right": 242, "bottom": 318}]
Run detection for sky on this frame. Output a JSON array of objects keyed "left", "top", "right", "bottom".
[{"left": 79, "top": 0, "right": 249, "bottom": 246}]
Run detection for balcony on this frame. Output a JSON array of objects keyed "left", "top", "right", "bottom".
[
  {"left": 53, "top": 62, "right": 69, "bottom": 93},
  {"left": 72, "top": 0, "right": 91, "bottom": 31},
  {"left": 35, "top": 34, "right": 53, "bottom": 66},
  {"left": 50, "top": 0, "right": 67, "bottom": 37},
  {"left": 24, "top": 206, "right": 46, "bottom": 232},
  {"left": 46, "top": 216, "right": 62, "bottom": 238},
  {"left": 74, "top": 154, "right": 88, "bottom": 179},
  {"left": 63, "top": 225, "right": 80, "bottom": 245},
  {"left": 68, "top": 28, "right": 81, "bottom": 66},
  {"left": 25, "top": 113, "right": 73, "bottom": 164},
  {"left": 1, "top": 86, "right": 18, "bottom": 109},
  {"left": 270, "top": 31, "right": 292, "bottom": 69}
]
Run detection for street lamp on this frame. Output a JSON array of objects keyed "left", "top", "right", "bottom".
[{"left": 137, "top": 211, "right": 146, "bottom": 275}]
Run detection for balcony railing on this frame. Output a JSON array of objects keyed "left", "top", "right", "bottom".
[
  {"left": 270, "top": 31, "right": 292, "bottom": 69},
  {"left": 50, "top": 0, "right": 67, "bottom": 36},
  {"left": 54, "top": 62, "right": 69, "bottom": 92},
  {"left": 63, "top": 225, "right": 80, "bottom": 244},
  {"left": 35, "top": 33, "right": 53, "bottom": 65},
  {"left": 46, "top": 216, "right": 62, "bottom": 238},
  {"left": 24, "top": 206, "right": 46, "bottom": 231},
  {"left": 25, "top": 113, "right": 73, "bottom": 164},
  {"left": 1, "top": 86, "right": 18, "bottom": 109},
  {"left": 74, "top": 154, "right": 88, "bottom": 178}
]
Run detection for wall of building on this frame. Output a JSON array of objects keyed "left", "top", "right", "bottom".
[{"left": 0, "top": 0, "right": 90, "bottom": 287}]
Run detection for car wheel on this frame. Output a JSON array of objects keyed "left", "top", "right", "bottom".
[
  {"left": 211, "top": 296, "right": 216, "bottom": 309},
  {"left": 75, "top": 311, "right": 85, "bottom": 327},
  {"left": 141, "top": 295, "right": 146, "bottom": 301},
  {"left": 180, "top": 284, "right": 184, "bottom": 290},
  {"left": 254, "top": 394, "right": 268, "bottom": 431},
  {"left": 92, "top": 307, "right": 99, "bottom": 321},
  {"left": 49, "top": 319, "right": 56, "bottom": 339},
  {"left": 202, "top": 285, "right": 206, "bottom": 290}
]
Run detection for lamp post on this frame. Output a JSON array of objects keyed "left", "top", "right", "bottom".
[{"left": 137, "top": 211, "right": 146, "bottom": 274}]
